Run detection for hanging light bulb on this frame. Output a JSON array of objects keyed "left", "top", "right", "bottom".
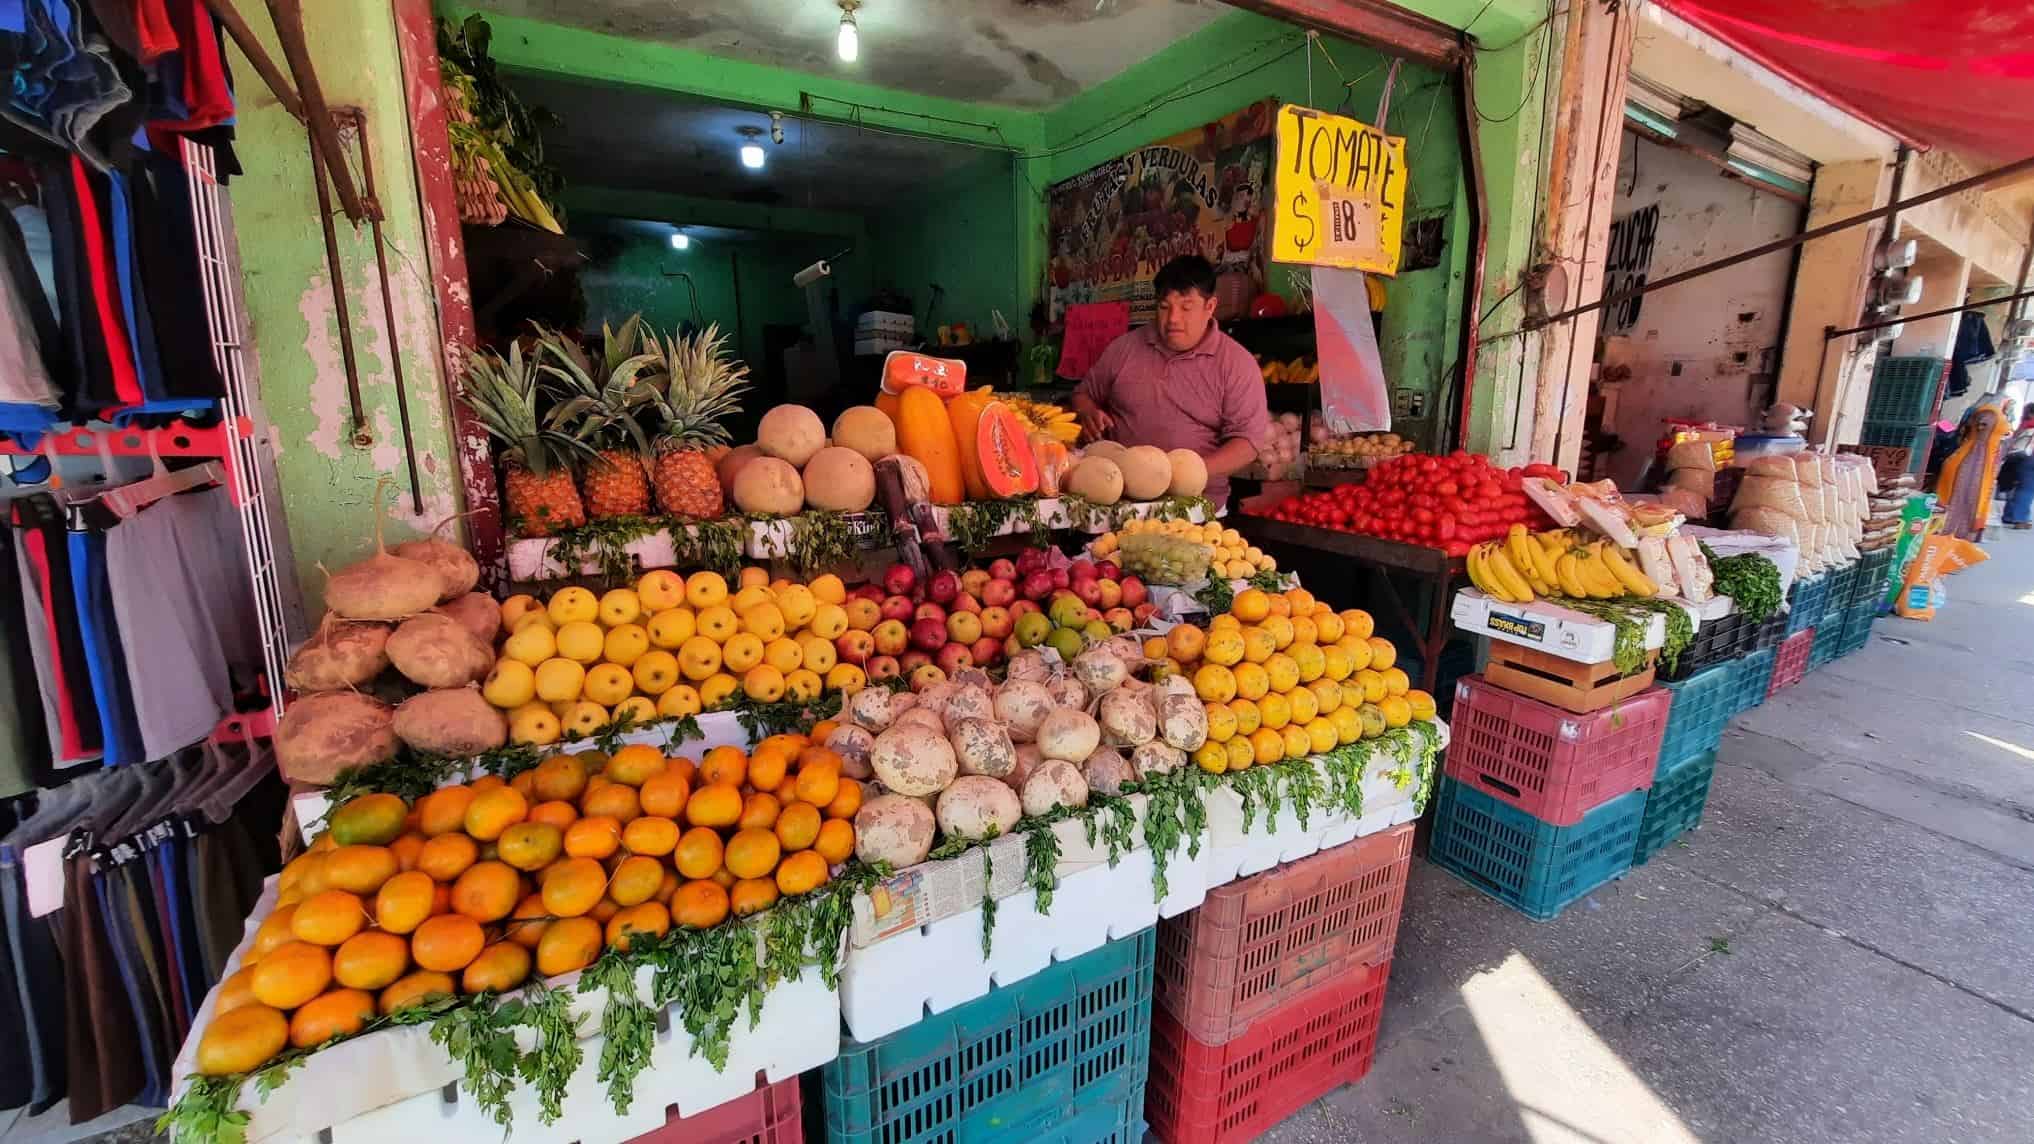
[
  {"left": 670, "top": 232, "right": 690, "bottom": 251},
  {"left": 740, "top": 143, "right": 766, "bottom": 170},
  {"left": 838, "top": 1, "right": 860, "bottom": 62}
]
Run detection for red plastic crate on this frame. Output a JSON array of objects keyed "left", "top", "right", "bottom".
[
  {"left": 1154, "top": 824, "right": 1412, "bottom": 1045},
  {"left": 1443, "top": 676, "right": 1669, "bottom": 826},
  {"left": 1146, "top": 960, "right": 1390, "bottom": 1144},
  {"left": 624, "top": 1075, "right": 802, "bottom": 1144},
  {"left": 1767, "top": 628, "right": 1813, "bottom": 697}
]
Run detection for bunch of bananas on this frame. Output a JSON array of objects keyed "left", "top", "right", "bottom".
[
  {"left": 1468, "top": 526, "right": 1659, "bottom": 604},
  {"left": 1002, "top": 394, "right": 1080, "bottom": 444}
]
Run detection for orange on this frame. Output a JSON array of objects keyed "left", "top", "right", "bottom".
[
  {"left": 379, "top": 970, "right": 457, "bottom": 1015},
  {"left": 411, "top": 914, "right": 486, "bottom": 972},
  {"left": 416, "top": 785, "right": 478, "bottom": 837},
  {"left": 1232, "top": 587, "right": 1272, "bottom": 622},
  {"left": 813, "top": 819, "right": 855, "bottom": 865},
  {"left": 462, "top": 943, "right": 533, "bottom": 995},
  {"left": 416, "top": 832, "right": 479, "bottom": 882},
  {"left": 674, "top": 827, "right": 725, "bottom": 880},
  {"left": 535, "top": 916, "right": 603, "bottom": 977},
  {"left": 196, "top": 1004, "right": 288, "bottom": 1075},
  {"left": 656, "top": 869, "right": 680, "bottom": 904},
  {"left": 1341, "top": 609, "right": 1376, "bottom": 640},
  {"left": 591, "top": 898, "right": 622, "bottom": 925},
  {"left": 746, "top": 743, "right": 793, "bottom": 792},
  {"left": 249, "top": 905, "right": 300, "bottom": 960},
  {"left": 463, "top": 787, "right": 529, "bottom": 841},
  {"left": 794, "top": 752, "right": 842, "bottom": 807},
  {"left": 610, "top": 855, "right": 665, "bottom": 907},
  {"left": 1407, "top": 689, "right": 1437, "bottom": 721},
  {"left": 323, "top": 845, "right": 399, "bottom": 895},
  {"left": 497, "top": 822, "right": 563, "bottom": 871},
  {"left": 540, "top": 857, "right": 607, "bottom": 918},
  {"left": 605, "top": 902, "right": 671, "bottom": 951},
  {"left": 730, "top": 878, "right": 779, "bottom": 917},
  {"left": 292, "top": 889, "right": 367, "bottom": 946},
  {"left": 621, "top": 816, "right": 680, "bottom": 858},
  {"left": 1249, "top": 727, "right": 1285, "bottom": 766},
  {"left": 1382, "top": 666, "right": 1410, "bottom": 697},
  {"left": 1367, "top": 638, "right": 1396, "bottom": 671},
  {"left": 215, "top": 965, "right": 261, "bottom": 1015},
  {"left": 374, "top": 871, "right": 437, "bottom": 935},
  {"left": 1379, "top": 695, "right": 1412, "bottom": 728},
  {"left": 773, "top": 775, "right": 800, "bottom": 804},
  {"left": 738, "top": 792, "right": 782, "bottom": 830},
  {"left": 638, "top": 771, "right": 691, "bottom": 818},
  {"left": 724, "top": 828, "right": 781, "bottom": 880},
  {"left": 506, "top": 894, "right": 551, "bottom": 951},
  {"left": 671, "top": 881, "right": 730, "bottom": 929},
  {"left": 529, "top": 755, "right": 590, "bottom": 803},
  {"left": 581, "top": 782, "right": 641, "bottom": 824},
  {"left": 564, "top": 815, "right": 622, "bottom": 860},
  {"left": 685, "top": 783, "right": 743, "bottom": 828},
  {"left": 775, "top": 802, "right": 822, "bottom": 851},
  {"left": 333, "top": 931, "right": 411, "bottom": 991},
  {"left": 528, "top": 800, "right": 578, "bottom": 830},
  {"left": 451, "top": 861, "right": 521, "bottom": 922},
  {"left": 775, "top": 850, "right": 829, "bottom": 896},
  {"left": 509, "top": 770, "right": 537, "bottom": 802},
  {"left": 604, "top": 744, "right": 668, "bottom": 787},
  {"left": 388, "top": 832, "right": 426, "bottom": 872},
  {"left": 824, "top": 779, "right": 864, "bottom": 821},
  {"left": 710, "top": 867, "right": 736, "bottom": 890},
  {"left": 700, "top": 745, "right": 749, "bottom": 788},
  {"left": 251, "top": 941, "right": 333, "bottom": 1009}
]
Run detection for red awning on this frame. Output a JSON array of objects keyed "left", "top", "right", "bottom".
[{"left": 1659, "top": 0, "right": 2034, "bottom": 161}]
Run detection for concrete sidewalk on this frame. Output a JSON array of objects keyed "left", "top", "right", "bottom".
[{"left": 1265, "top": 534, "right": 2034, "bottom": 1143}]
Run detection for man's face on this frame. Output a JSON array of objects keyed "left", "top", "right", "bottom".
[{"left": 1156, "top": 288, "right": 1217, "bottom": 352}]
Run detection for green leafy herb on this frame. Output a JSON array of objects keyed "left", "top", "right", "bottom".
[
  {"left": 1023, "top": 824, "right": 1061, "bottom": 915},
  {"left": 582, "top": 949, "right": 655, "bottom": 1115},
  {"left": 431, "top": 995, "right": 523, "bottom": 1128},
  {"left": 979, "top": 843, "right": 998, "bottom": 958},
  {"left": 157, "top": 1077, "right": 249, "bottom": 1144},
  {"left": 506, "top": 980, "right": 582, "bottom": 1123},
  {"left": 543, "top": 514, "right": 664, "bottom": 585},
  {"left": 1246, "top": 568, "right": 1287, "bottom": 592},
  {"left": 728, "top": 691, "right": 842, "bottom": 741},
  {"left": 1703, "top": 546, "right": 1783, "bottom": 624},
  {"left": 1281, "top": 757, "right": 1324, "bottom": 830},
  {"left": 785, "top": 510, "right": 856, "bottom": 576},
  {"left": 675, "top": 518, "right": 746, "bottom": 579},
  {"left": 948, "top": 497, "right": 1044, "bottom": 556},
  {"left": 1193, "top": 575, "right": 1235, "bottom": 617}
]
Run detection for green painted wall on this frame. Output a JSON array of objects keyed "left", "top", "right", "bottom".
[
  {"left": 866, "top": 153, "right": 1023, "bottom": 336},
  {"left": 227, "top": 0, "right": 463, "bottom": 621}
]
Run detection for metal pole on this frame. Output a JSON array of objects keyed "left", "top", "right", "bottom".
[
  {"left": 1824, "top": 285, "right": 2034, "bottom": 340},
  {"left": 346, "top": 108, "right": 424, "bottom": 514},
  {"left": 308, "top": 136, "right": 367, "bottom": 438},
  {"left": 265, "top": 0, "right": 371, "bottom": 224},
  {"left": 1452, "top": 41, "right": 1487, "bottom": 450},
  {"left": 1527, "top": 152, "right": 2034, "bottom": 331},
  {"left": 199, "top": 0, "right": 303, "bottom": 120}
]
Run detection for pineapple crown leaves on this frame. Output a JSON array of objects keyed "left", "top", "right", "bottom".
[
  {"left": 461, "top": 340, "right": 599, "bottom": 478},
  {"left": 637, "top": 322, "right": 751, "bottom": 452},
  {"left": 530, "top": 323, "right": 665, "bottom": 460}
]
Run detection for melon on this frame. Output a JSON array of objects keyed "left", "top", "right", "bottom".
[
  {"left": 831, "top": 406, "right": 897, "bottom": 462},
  {"left": 1166, "top": 448, "right": 1209, "bottom": 497},
  {"left": 757, "top": 405, "right": 826, "bottom": 467},
  {"left": 716, "top": 444, "right": 765, "bottom": 498},
  {"left": 1084, "top": 440, "right": 1130, "bottom": 466},
  {"left": 1067, "top": 457, "right": 1124, "bottom": 505},
  {"left": 732, "top": 457, "right": 805, "bottom": 515},
  {"left": 802, "top": 447, "right": 876, "bottom": 512},
  {"left": 975, "top": 402, "right": 1040, "bottom": 497},
  {"left": 1119, "top": 446, "right": 1172, "bottom": 501}
]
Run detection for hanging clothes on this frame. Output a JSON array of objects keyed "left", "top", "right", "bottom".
[
  {"left": 1945, "top": 312, "right": 1997, "bottom": 400},
  {"left": 129, "top": 149, "right": 221, "bottom": 398},
  {"left": 10, "top": 493, "right": 102, "bottom": 764},
  {"left": 0, "top": 529, "right": 54, "bottom": 784}
]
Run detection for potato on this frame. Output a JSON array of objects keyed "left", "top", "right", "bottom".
[
  {"left": 392, "top": 534, "right": 480, "bottom": 603},
  {"left": 825, "top": 723, "right": 878, "bottom": 780},
  {"left": 393, "top": 688, "right": 507, "bottom": 756},
  {"left": 276, "top": 691, "right": 396, "bottom": 784},
  {"left": 992, "top": 680, "right": 1056, "bottom": 742},
  {"left": 1037, "top": 709, "right": 1101, "bottom": 763},
  {"left": 936, "top": 776, "right": 1021, "bottom": 842},
  {"left": 869, "top": 723, "right": 958, "bottom": 797},
  {"left": 951, "top": 718, "right": 1017, "bottom": 778},
  {"left": 1098, "top": 689, "right": 1157, "bottom": 748},
  {"left": 855, "top": 794, "right": 936, "bottom": 868},
  {"left": 1021, "top": 759, "right": 1089, "bottom": 817},
  {"left": 386, "top": 613, "right": 491, "bottom": 689}
]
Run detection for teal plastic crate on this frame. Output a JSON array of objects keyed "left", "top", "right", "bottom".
[
  {"left": 1785, "top": 575, "right": 1831, "bottom": 635},
  {"left": 1809, "top": 620, "right": 1844, "bottom": 670},
  {"left": 1632, "top": 750, "right": 1717, "bottom": 865},
  {"left": 1836, "top": 597, "right": 1878, "bottom": 657},
  {"left": 822, "top": 930, "right": 1154, "bottom": 1144},
  {"left": 1732, "top": 646, "right": 1777, "bottom": 714},
  {"left": 1864, "top": 356, "right": 1943, "bottom": 424},
  {"left": 1428, "top": 777, "right": 1644, "bottom": 921},
  {"left": 1851, "top": 548, "right": 1894, "bottom": 609},
  {"left": 1823, "top": 561, "right": 1859, "bottom": 617},
  {"left": 1657, "top": 663, "right": 1735, "bottom": 774}
]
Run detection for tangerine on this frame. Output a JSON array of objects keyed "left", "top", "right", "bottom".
[
  {"left": 498, "top": 822, "right": 564, "bottom": 871},
  {"left": 813, "top": 819, "right": 855, "bottom": 865},
  {"left": 581, "top": 782, "right": 641, "bottom": 824},
  {"left": 379, "top": 970, "right": 457, "bottom": 1015},
  {"left": 323, "top": 845, "right": 399, "bottom": 895},
  {"left": 388, "top": 832, "right": 426, "bottom": 872},
  {"left": 416, "top": 833, "right": 478, "bottom": 882},
  {"left": 674, "top": 826, "right": 725, "bottom": 880},
  {"left": 451, "top": 861, "right": 521, "bottom": 922},
  {"left": 506, "top": 894, "right": 551, "bottom": 950},
  {"left": 249, "top": 905, "right": 300, "bottom": 959},
  {"left": 535, "top": 916, "right": 603, "bottom": 977},
  {"left": 291, "top": 889, "right": 367, "bottom": 946},
  {"left": 724, "top": 828, "right": 781, "bottom": 880},
  {"left": 738, "top": 792, "right": 781, "bottom": 830},
  {"left": 794, "top": 752, "right": 842, "bottom": 807},
  {"left": 605, "top": 902, "right": 671, "bottom": 951},
  {"left": 591, "top": 898, "right": 622, "bottom": 925},
  {"left": 656, "top": 869, "right": 681, "bottom": 904},
  {"left": 638, "top": 771, "right": 691, "bottom": 818},
  {"left": 563, "top": 816, "right": 622, "bottom": 860},
  {"left": 746, "top": 743, "right": 793, "bottom": 791},
  {"left": 289, "top": 988, "right": 374, "bottom": 1049},
  {"left": 529, "top": 755, "right": 589, "bottom": 803},
  {"left": 327, "top": 793, "right": 409, "bottom": 847},
  {"left": 621, "top": 816, "right": 679, "bottom": 857},
  {"left": 775, "top": 802, "right": 822, "bottom": 851},
  {"left": 700, "top": 745, "right": 748, "bottom": 788},
  {"left": 729, "top": 878, "right": 778, "bottom": 917},
  {"left": 775, "top": 850, "right": 829, "bottom": 896},
  {"left": 196, "top": 1005, "right": 288, "bottom": 1075},
  {"left": 604, "top": 744, "right": 668, "bottom": 787},
  {"left": 670, "top": 881, "right": 730, "bottom": 929},
  {"left": 540, "top": 857, "right": 607, "bottom": 918},
  {"left": 685, "top": 783, "right": 743, "bottom": 828},
  {"left": 411, "top": 914, "right": 486, "bottom": 972},
  {"left": 251, "top": 941, "right": 333, "bottom": 1009},
  {"left": 373, "top": 871, "right": 437, "bottom": 935},
  {"left": 609, "top": 855, "right": 665, "bottom": 907},
  {"left": 215, "top": 966, "right": 260, "bottom": 1014},
  {"left": 416, "top": 785, "right": 478, "bottom": 837},
  {"left": 527, "top": 800, "right": 578, "bottom": 830},
  {"left": 463, "top": 787, "right": 529, "bottom": 841},
  {"left": 509, "top": 770, "right": 537, "bottom": 802},
  {"left": 462, "top": 943, "right": 533, "bottom": 994},
  {"left": 333, "top": 931, "right": 410, "bottom": 991},
  {"left": 824, "top": 778, "right": 864, "bottom": 821}
]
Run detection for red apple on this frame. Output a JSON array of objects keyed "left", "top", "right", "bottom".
[
  {"left": 1085, "top": 607, "right": 1103, "bottom": 625},
  {"left": 1070, "top": 558, "right": 1096, "bottom": 580},
  {"left": 951, "top": 592, "right": 981, "bottom": 615},
  {"left": 1132, "top": 602, "right": 1157, "bottom": 624},
  {"left": 913, "top": 601, "right": 948, "bottom": 625},
  {"left": 989, "top": 558, "right": 1018, "bottom": 581},
  {"left": 899, "top": 649, "right": 932, "bottom": 673},
  {"left": 969, "top": 636, "right": 1003, "bottom": 666},
  {"left": 834, "top": 630, "right": 875, "bottom": 665},
  {"left": 867, "top": 654, "right": 901, "bottom": 682},
  {"left": 1104, "top": 607, "right": 1134, "bottom": 632},
  {"left": 1097, "top": 561, "right": 1121, "bottom": 581},
  {"left": 935, "top": 643, "right": 974, "bottom": 676},
  {"left": 981, "top": 577, "right": 1016, "bottom": 607},
  {"left": 883, "top": 563, "right": 917, "bottom": 598},
  {"left": 1021, "top": 571, "right": 1054, "bottom": 600},
  {"left": 844, "top": 597, "right": 882, "bottom": 631},
  {"left": 909, "top": 663, "right": 947, "bottom": 691},
  {"left": 910, "top": 616, "right": 950, "bottom": 652},
  {"left": 978, "top": 605, "right": 1013, "bottom": 640},
  {"left": 1010, "top": 599, "right": 1042, "bottom": 618},
  {"left": 928, "top": 570, "right": 962, "bottom": 605},
  {"left": 1072, "top": 577, "right": 1104, "bottom": 607},
  {"left": 947, "top": 611, "right": 983, "bottom": 645},
  {"left": 960, "top": 569, "right": 991, "bottom": 598},
  {"left": 871, "top": 619, "right": 910, "bottom": 656},
  {"left": 1050, "top": 568, "right": 1070, "bottom": 591},
  {"left": 1119, "top": 576, "right": 1148, "bottom": 609},
  {"left": 1096, "top": 579, "right": 1123, "bottom": 609},
  {"left": 1015, "top": 548, "right": 1048, "bottom": 576},
  {"left": 852, "top": 583, "right": 885, "bottom": 603},
  {"left": 880, "top": 594, "right": 916, "bottom": 623}
]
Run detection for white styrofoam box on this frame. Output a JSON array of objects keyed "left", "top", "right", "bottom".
[
  {"left": 1451, "top": 588, "right": 1668, "bottom": 662},
  {"left": 920, "top": 498, "right": 1068, "bottom": 539},
  {"left": 506, "top": 528, "right": 689, "bottom": 583},
  {"left": 855, "top": 310, "right": 914, "bottom": 335}
]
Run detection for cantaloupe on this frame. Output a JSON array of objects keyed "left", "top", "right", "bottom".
[
  {"left": 1119, "top": 446, "right": 1172, "bottom": 501},
  {"left": 831, "top": 406, "right": 897, "bottom": 462},
  {"left": 891, "top": 385, "right": 964, "bottom": 505},
  {"left": 1068, "top": 457, "right": 1124, "bottom": 505},
  {"left": 1166, "top": 448, "right": 1208, "bottom": 497},
  {"left": 802, "top": 447, "right": 876, "bottom": 512},
  {"left": 1083, "top": 440, "right": 1130, "bottom": 467},
  {"left": 733, "top": 457, "right": 805, "bottom": 515},
  {"left": 716, "top": 445, "right": 764, "bottom": 499},
  {"left": 757, "top": 406, "right": 826, "bottom": 467}
]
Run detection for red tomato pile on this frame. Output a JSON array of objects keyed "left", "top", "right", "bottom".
[{"left": 1255, "top": 452, "right": 1568, "bottom": 556}]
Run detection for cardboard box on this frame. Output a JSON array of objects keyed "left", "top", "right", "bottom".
[{"left": 1452, "top": 588, "right": 1668, "bottom": 663}]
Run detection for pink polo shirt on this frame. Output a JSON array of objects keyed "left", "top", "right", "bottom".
[{"left": 1076, "top": 323, "right": 1270, "bottom": 505}]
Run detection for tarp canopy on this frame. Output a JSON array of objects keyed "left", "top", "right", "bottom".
[{"left": 1660, "top": 0, "right": 2034, "bottom": 161}]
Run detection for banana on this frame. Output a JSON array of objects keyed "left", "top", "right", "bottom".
[
  {"left": 1529, "top": 538, "right": 1564, "bottom": 593},
  {"left": 1554, "top": 551, "right": 1590, "bottom": 598},
  {"left": 1486, "top": 548, "right": 1535, "bottom": 603},
  {"left": 1577, "top": 544, "right": 1621, "bottom": 598},
  {"left": 1470, "top": 544, "right": 1509, "bottom": 602},
  {"left": 1601, "top": 545, "right": 1657, "bottom": 597},
  {"left": 1465, "top": 542, "right": 1492, "bottom": 597},
  {"left": 1505, "top": 527, "right": 1549, "bottom": 595}
]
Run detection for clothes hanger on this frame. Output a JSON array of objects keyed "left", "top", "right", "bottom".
[{"left": 99, "top": 436, "right": 223, "bottom": 518}]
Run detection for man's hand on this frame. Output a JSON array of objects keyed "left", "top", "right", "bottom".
[{"left": 1073, "top": 394, "right": 1114, "bottom": 443}]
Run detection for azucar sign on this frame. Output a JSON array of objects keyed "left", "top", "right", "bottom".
[{"left": 1271, "top": 104, "right": 1408, "bottom": 275}]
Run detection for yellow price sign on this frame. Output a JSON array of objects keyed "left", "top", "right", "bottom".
[{"left": 1270, "top": 104, "right": 1408, "bottom": 275}]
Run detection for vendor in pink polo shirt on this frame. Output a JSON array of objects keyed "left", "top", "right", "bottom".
[{"left": 1073, "top": 255, "right": 1270, "bottom": 507}]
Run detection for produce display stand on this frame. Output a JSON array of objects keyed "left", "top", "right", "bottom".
[{"left": 1230, "top": 514, "right": 1466, "bottom": 698}]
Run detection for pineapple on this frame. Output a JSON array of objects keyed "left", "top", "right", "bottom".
[
  {"left": 461, "top": 341, "right": 594, "bottom": 537},
  {"left": 536, "top": 320, "right": 661, "bottom": 519},
  {"left": 645, "top": 323, "right": 750, "bottom": 520}
]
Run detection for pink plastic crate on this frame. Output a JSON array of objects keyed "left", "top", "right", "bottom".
[
  {"left": 624, "top": 1074, "right": 802, "bottom": 1144},
  {"left": 1443, "top": 675, "right": 1668, "bottom": 826},
  {"left": 1766, "top": 628, "right": 1813, "bottom": 697}
]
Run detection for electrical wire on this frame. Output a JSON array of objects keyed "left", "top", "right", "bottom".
[{"left": 1476, "top": 10, "right": 1553, "bottom": 124}]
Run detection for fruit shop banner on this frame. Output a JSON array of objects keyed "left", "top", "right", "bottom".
[
  {"left": 1046, "top": 100, "right": 1275, "bottom": 324},
  {"left": 1270, "top": 104, "right": 1407, "bottom": 276}
]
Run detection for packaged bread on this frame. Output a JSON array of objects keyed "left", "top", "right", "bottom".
[
  {"left": 1732, "top": 473, "right": 1808, "bottom": 522},
  {"left": 1666, "top": 441, "right": 1717, "bottom": 472},
  {"left": 1667, "top": 467, "right": 1716, "bottom": 499}
]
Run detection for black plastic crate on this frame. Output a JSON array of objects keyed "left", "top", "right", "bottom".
[{"left": 1657, "top": 610, "right": 1759, "bottom": 683}]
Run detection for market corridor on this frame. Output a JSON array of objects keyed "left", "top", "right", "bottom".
[{"left": 1267, "top": 535, "right": 2034, "bottom": 1143}]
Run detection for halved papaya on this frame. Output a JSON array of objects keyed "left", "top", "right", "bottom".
[{"left": 976, "top": 401, "right": 1040, "bottom": 498}]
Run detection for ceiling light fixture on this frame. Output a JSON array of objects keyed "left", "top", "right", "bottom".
[
  {"left": 736, "top": 126, "right": 767, "bottom": 170},
  {"left": 670, "top": 232, "right": 690, "bottom": 251},
  {"left": 837, "top": 1, "right": 860, "bottom": 63}
]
